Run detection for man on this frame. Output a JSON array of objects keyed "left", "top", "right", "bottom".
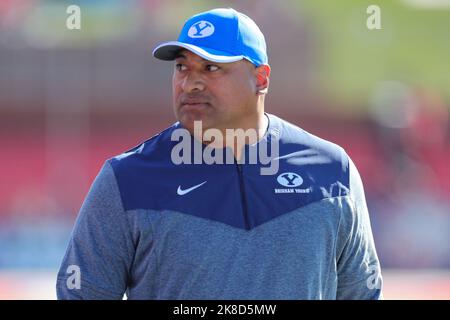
[{"left": 57, "top": 8, "right": 383, "bottom": 299}]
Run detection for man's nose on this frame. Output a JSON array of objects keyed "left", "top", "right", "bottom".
[{"left": 181, "top": 72, "right": 205, "bottom": 92}]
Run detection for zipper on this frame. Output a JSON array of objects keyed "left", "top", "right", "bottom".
[{"left": 235, "top": 162, "right": 250, "bottom": 230}]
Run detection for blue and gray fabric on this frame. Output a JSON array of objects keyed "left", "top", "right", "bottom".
[{"left": 56, "top": 113, "right": 383, "bottom": 299}]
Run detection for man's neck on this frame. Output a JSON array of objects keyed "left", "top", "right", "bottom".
[{"left": 199, "top": 112, "right": 269, "bottom": 161}]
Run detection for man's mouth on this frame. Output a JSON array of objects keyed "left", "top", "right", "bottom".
[{"left": 180, "top": 102, "right": 210, "bottom": 110}]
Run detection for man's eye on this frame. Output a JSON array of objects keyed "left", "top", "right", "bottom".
[
  {"left": 175, "top": 63, "right": 187, "bottom": 71},
  {"left": 206, "top": 65, "right": 219, "bottom": 72}
]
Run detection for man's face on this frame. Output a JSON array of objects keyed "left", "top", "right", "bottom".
[{"left": 172, "top": 50, "right": 258, "bottom": 133}]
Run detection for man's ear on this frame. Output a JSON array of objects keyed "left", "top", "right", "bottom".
[{"left": 255, "top": 64, "right": 271, "bottom": 95}]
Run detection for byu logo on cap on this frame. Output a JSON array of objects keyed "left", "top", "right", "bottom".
[{"left": 188, "top": 20, "right": 215, "bottom": 38}]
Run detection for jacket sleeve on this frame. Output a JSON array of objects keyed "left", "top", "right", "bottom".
[
  {"left": 336, "top": 156, "right": 383, "bottom": 300},
  {"left": 56, "top": 160, "right": 135, "bottom": 299}
]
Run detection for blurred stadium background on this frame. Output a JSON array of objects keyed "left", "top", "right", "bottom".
[{"left": 1, "top": 0, "right": 450, "bottom": 299}]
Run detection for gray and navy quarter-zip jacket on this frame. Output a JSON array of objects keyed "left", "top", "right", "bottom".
[{"left": 56, "top": 113, "right": 383, "bottom": 299}]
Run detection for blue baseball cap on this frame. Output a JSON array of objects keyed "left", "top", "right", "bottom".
[{"left": 152, "top": 8, "right": 268, "bottom": 66}]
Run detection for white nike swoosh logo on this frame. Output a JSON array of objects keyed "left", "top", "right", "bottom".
[{"left": 177, "top": 181, "right": 207, "bottom": 195}]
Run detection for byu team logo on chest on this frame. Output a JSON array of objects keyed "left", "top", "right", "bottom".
[
  {"left": 275, "top": 172, "right": 312, "bottom": 194},
  {"left": 188, "top": 21, "right": 215, "bottom": 38},
  {"left": 277, "top": 172, "right": 303, "bottom": 187}
]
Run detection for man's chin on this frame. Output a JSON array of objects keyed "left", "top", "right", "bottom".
[
  {"left": 179, "top": 116, "right": 218, "bottom": 136},
  {"left": 179, "top": 117, "right": 202, "bottom": 132},
  {"left": 178, "top": 112, "right": 206, "bottom": 127}
]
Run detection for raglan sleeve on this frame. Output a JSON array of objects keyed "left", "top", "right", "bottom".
[
  {"left": 56, "top": 160, "right": 135, "bottom": 299},
  {"left": 335, "top": 156, "right": 383, "bottom": 300}
]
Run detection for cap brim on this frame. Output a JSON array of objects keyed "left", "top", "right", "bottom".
[{"left": 152, "top": 41, "right": 244, "bottom": 63}]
